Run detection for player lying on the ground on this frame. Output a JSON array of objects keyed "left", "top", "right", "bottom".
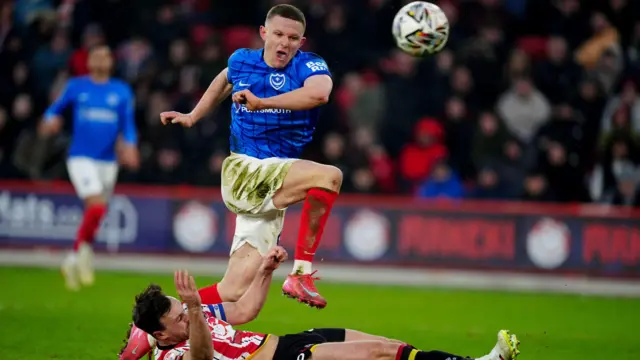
[
  {"left": 129, "top": 247, "right": 521, "bottom": 360},
  {"left": 120, "top": 243, "right": 265, "bottom": 359},
  {"left": 159, "top": 3, "right": 339, "bottom": 309},
  {"left": 40, "top": 45, "right": 140, "bottom": 291}
]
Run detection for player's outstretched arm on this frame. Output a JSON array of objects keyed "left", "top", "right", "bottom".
[
  {"left": 218, "top": 246, "right": 287, "bottom": 325},
  {"left": 259, "top": 74, "right": 333, "bottom": 111},
  {"left": 175, "top": 270, "right": 213, "bottom": 360},
  {"left": 161, "top": 68, "right": 233, "bottom": 127},
  {"left": 191, "top": 67, "right": 233, "bottom": 121}
]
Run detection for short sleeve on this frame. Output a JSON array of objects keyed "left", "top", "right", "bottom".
[{"left": 297, "top": 53, "right": 331, "bottom": 82}]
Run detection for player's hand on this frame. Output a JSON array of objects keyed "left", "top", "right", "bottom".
[
  {"left": 232, "top": 90, "right": 264, "bottom": 111},
  {"left": 119, "top": 145, "right": 140, "bottom": 170},
  {"left": 160, "top": 111, "right": 196, "bottom": 128},
  {"left": 174, "top": 270, "right": 202, "bottom": 309},
  {"left": 38, "top": 116, "right": 63, "bottom": 137},
  {"left": 260, "top": 246, "right": 288, "bottom": 274}
]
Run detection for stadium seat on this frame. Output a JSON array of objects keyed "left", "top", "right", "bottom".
[{"left": 222, "top": 26, "right": 256, "bottom": 54}]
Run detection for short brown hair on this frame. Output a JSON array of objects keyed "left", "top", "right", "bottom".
[
  {"left": 266, "top": 4, "right": 306, "bottom": 29},
  {"left": 132, "top": 284, "right": 171, "bottom": 335}
]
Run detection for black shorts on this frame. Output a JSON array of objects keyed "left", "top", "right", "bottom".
[{"left": 272, "top": 328, "right": 346, "bottom": 360}]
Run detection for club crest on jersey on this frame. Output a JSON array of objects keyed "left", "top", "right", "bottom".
[
  {"left": 212, "top": 324, "right": 229, "bottom": 336},
  {"left": 269, "top": 73, "right": 286, "bottom": 90}
]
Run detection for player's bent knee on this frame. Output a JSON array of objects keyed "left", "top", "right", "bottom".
[
  {"left": 276, "top": 162, "right": 343, "bottom": 208},
  {"left": 312, "top": 164, "right": 342, "bottom": 192},
  {"left": 326, "top": 165, "right": 343, "bottom": 189}
]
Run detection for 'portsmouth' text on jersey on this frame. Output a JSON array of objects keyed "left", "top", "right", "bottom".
[
  {"left": 44, "top": 76, "right": 138, "bottom": 161},
  {"left": 227, "top": 48, "right": 331, "bottom": 159}
]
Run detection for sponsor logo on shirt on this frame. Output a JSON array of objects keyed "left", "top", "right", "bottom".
[
  {"left": 305, "top": 61, "right": 328, "bottom": 72},
  {"left": 235, "top": 104, "right": 292, "bottom": 114}
]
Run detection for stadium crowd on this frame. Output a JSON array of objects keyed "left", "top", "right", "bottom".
[{"left": 0, "top": 0, "right": 639, "bottom": 205}]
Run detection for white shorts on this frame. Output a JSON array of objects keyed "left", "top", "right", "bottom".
[
  {"left": 221, "top": 153, "right": 296, "bottom": 256},
  {"left": 66, "top": 157, "right": 119, "bottom": 199}
]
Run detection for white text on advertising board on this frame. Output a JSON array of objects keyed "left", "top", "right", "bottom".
[{"left": 0, "top": 191, "right": 138, "bottom": 244}]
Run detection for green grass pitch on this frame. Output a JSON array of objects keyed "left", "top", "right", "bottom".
[{"left": 0, "top": 266, "right": 638, "bottom": 360}]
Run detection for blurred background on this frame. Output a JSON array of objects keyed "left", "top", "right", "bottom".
[
  {"left": 1, "top": 0, "right": 640, "bottom": 202},
  {"left": 1, "top": 1, "right": 640, "bottom": 359}
]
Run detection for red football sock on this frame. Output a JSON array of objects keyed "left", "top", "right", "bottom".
[
  {"left": 294, "top": 187, "right": 338, "bottom": 263},
  {"left": 73, "top": 203, "right": 108, "bottom": 251},
  {"left": 198, "top": 283, "right": 223, "bottom": 304}
]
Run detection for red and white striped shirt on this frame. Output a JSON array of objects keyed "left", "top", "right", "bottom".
[{"left": 154, "top": 304, "right": 267, "bottom": 360}]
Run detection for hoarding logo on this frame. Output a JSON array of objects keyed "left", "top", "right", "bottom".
[
  {"left": 344, "top": 209, "right": 390, "bottom": 261},
  {"left": 526, "top": 217, "right": 570, "bottom": 269},
  {"left": 173, "top": 201, "right": 218, "bottom": 253}
]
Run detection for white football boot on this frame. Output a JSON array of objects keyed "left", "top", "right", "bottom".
[
  {"left": 476, "top": 330, "right": 520, "bottom": 360},
  {"left": 77, "top": 243, "right": 95, "bottom": 286},
  {"left": 61, "top": 253, "right": 80, "bottom": 291}
]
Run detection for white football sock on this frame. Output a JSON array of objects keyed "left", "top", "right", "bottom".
[{"left": 291, "top": 260, "right": 312, "bottom": 275}]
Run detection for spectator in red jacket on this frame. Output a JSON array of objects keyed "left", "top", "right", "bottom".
[
  {"left": 399, "top": 117, "right": 448, "bottom": 191},
  {"left": 69, "top": 24, "right": 105, "bottom": 76}
]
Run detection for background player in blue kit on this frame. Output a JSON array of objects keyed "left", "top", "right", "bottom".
[
  {"left": 40, "top": 45, "right": 140, "bottom": 291},
  {"left": 159, "top": 4, "right": 340, "bottom": 310}
]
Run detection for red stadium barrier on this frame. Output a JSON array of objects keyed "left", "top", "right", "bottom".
[{"left": 0, "top": 180, "right": 639, "bottom": 278}]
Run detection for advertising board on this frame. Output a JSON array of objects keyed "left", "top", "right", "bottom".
[{"left": 1, "top": 181, "right": 638, "bottom": 278}]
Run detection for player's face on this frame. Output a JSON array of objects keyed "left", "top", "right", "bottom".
[
  {"left": 260, "top": 15, "right": 306, "bottom": 68},
  {"left": 155, "top": 297, "right": 189, "bottom": 343},
  {"left": 87, "top": 46, "right": 113, "bottom": 74}
]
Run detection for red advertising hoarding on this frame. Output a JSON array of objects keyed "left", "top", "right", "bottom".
[{"left": 0, "top": 180, "right": 639, "bottom": 278}]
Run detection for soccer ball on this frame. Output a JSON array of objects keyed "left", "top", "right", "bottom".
[{"left": 392, "top": 1, "right": 450, "bottom": 57}]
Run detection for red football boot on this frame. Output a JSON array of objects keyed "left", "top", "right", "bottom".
[
  {"left": 282, "top": 270, "right": 327, "bottom": 309},
  {"left": 119, "top": 323, "right": 155, "bottom": 360}
]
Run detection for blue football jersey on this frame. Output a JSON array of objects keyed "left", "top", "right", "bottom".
[
  {"left": 44, "top": 76, "right": 137, "bottom": 161},
  {"left": 227, "top": 48, "right": 331, "bottom": 159}
]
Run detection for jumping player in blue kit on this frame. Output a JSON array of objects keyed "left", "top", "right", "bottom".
[
  {"left": 160, "top": 4, "right": 341, "bottom": 309},
  {"left": 120, "top": 6, "right": 342, "bottom": 359},
  {"left": 39, "top": 45, "right": 140, "bottom": 291}
]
